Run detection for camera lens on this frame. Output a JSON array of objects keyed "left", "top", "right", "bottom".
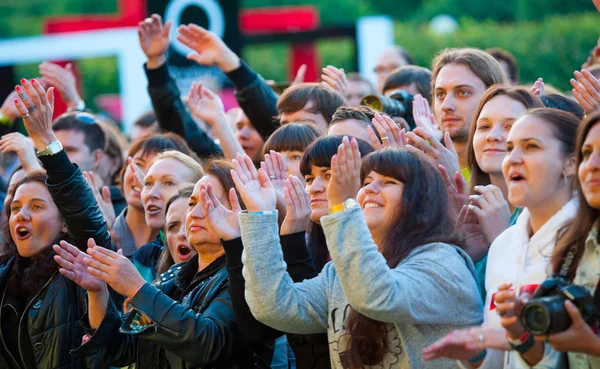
[
  {"left": 521, "top": 296, "right": 570, "bottom": 335},
  {"left": 360, "top": 95, "right": 406, "bottom": 118}
]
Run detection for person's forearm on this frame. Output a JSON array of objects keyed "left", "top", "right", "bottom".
[
  {"left": 519, "top": 342, "right": 545, "bottom": 366},
  {"left": 212, "top": 117, "right": 244, "bottom": 160},
  {"left": 88, "top": 285, "right": 110, "bottom": 329},
  {"left": 216, "top": 50, "right": 241, "bottom": 73}
]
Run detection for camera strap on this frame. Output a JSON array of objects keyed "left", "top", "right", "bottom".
[{"left": 556, "top": 244, "right": 600, "bottom": 310}]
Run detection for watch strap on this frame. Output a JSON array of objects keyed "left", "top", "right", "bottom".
[
  {"left": 508, "top": 331, "right": 535, "bottom": 354},
  {"left": 36, "top": 141, "right": 63, "bottom": 157}
]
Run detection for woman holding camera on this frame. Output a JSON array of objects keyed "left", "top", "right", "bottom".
[
  {"left": 423, "top": 108, "right": 580, "bottom": 368},
  {"left": 541, "top": 111, "right": 600, "bottom": 367}
]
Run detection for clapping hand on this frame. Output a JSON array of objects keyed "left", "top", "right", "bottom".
[
  {"left": 53, "top": 239, "right": 105, "bottom": 293},
  {"left": 39, "top": 62, "right": 83, "bottom": 110},
  {"left": 571, "top": 69, "right": 600, "bottom": 115},
  {"left": 423, "top": 326, "right": 510, "bottom": 362},
  {"left": 531, "top": 78, "right": 545, "bottom": 97},
  {"left": 231, "top": 153, "right": 277, "bottom": 213},
  {"left": 321, "top": 66, "right": 347, "bottom": 96},
  {"left": 406, "top": 130, "right": 461, "bottom": 181},
  {"left": 0, "top": 133, "right": 42, "bottom": 173},
  {"left": 260, "top": 150, "right": 287, "bottom": 206},
  {"left": 280, "top": 176, "right": 311, "bottom": 235},
  {"left": 468, "top": 185, "right": 511, "bottom": 244},
  {"left": 138, "top": 14, "right": 172, "bottom": 69},
  {"left": 84, "top": 239, "right": 147, "bottom": 298},
  {"left": 327, "top": 136, "right": 362, "bottom": 208},
  {"left": 187, "top": 81, "right": 227, "bottom": 127},
  {"left": 368, "top": 113, "right": 407, "bottom": 150},
  {"left": 412, "top": 94, "right": 443, "bottom": 142},
  {"left": 198, "top": 183, "right": 242, "bottom": 240},
  {"left": 456, "top": 204, "right": 488, "bottom": 263},
  {"left": 13, "top": 78, "right": 57, "bottom": 152},
  {"left": 494, "top": 283, "right": 527, "bottom": 339},
  {"left": 436, "top": 163, "right": 468, "bottom": 215}
]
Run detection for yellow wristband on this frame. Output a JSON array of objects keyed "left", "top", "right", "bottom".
[{"left": 328, "top": 203, "right": 346, "bottom": 214}]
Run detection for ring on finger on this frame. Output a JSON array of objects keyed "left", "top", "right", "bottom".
[
  {"left": 479, "top": 333, "right": 484, "bottom": 343},
  {"left": 27, "top": 104, "right": 36, "bottom": 113},
  {"left": 21, "top": 112, "right": 30, "bottom": 119},
  {"left": 269, "top": 175, "right": 276, "bottom": 180},
  {"left": 381, "top": 136, "right": 389, "bottom": 141},
  {"left": 18, "top": 91, "right": 28, "bottom": 101}
]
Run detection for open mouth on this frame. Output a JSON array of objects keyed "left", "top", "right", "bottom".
[
  {"left": 16, "top": 227, "right": 31, "bottom": 240},
  {"left": 146, "top": 205, "right": 162, "bottom": 215},
  {"left": 510, "top": 174, "right": 526, "bottom": 183},
  {"left": 364, "top": 202, "right": 382, "bottom": 209},
  {"left": 176, "top": 244, "right": 194, "bottom": 261}
]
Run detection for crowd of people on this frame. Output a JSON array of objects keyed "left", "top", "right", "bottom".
[{"left": 0, "top": 11, "right": 599, "bottom": 369}]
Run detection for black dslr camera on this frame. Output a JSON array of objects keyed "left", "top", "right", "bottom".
[
  {"left": 520, "top": 277, "right": 600, "bottom": 335},
  {"left": 360, "top": 89, "right": 415, "bottom": 130}
]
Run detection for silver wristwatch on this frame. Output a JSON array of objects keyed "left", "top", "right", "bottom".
[{"left": 37, "top": 140, "right": 63, "bottom": 157}]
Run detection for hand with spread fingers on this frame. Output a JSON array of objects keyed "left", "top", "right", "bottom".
[
  {"left": 468, "top": 185, "right": 511, "bottom": 244},
  {"left": 280, "top": 175, "right": 311, "bottom": 235},
  {"left": 531, "top": 78, "right": 545, "bottom": 97},
  {"left": 137, "top": 14, "right": 172, "bottom": 69},
  {"left": 571, "top": 69, "right": 600, "bottom": 115},
  {"left": 231, "top": 152, "right": 277, "bottom": 213},
  {"left": 533, "top": 300, "right": 600, "bottom": 356},
  {"left": 83, "top": 171, "right": 115, "bottom": 230},
  {"left": 260, "top": 150, "right": 287, "bottom": 206},
  {"left": 368, "top": 113, "right": 407, "bottom": 150},
  {"left": 407, "top": 129, "right": 461, "bottom": 182},
  {"left": 84, "top": 239, "right": 147, "bottom": 298},
  {"left": 422, "top": 326, "right": 510, "bottom": 364},
  {"left": 321, "top": 65, "right": 347, "bottom": 96},
  {"left": 327, "top": 136, "right": 362, "bottom": 208},
  {"left": 198, "top": 183, "right": 242, "bottom": 241},
  {"left": 412, "top": 94, "right": 443, "bottom": 142},
  {"left": 0, "top": 132, "right": 42, "bottom": 173},
  {"left": 39, "top": 62, "right": 83, "bottom": 110},
  {"left": 53, "top": 239, "right": 105, "bottom": 293},
  {"left": 176, "top": 23, "right": 240, "bottom": 72},
  {"left": 13, "top": 78, "right": 57, "bottom": 152}
]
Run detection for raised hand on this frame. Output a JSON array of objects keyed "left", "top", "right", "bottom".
[
  {"left": 456, "top": 204, "right": 488, "bottom": 263},
  {"left": 127, "top": 156, "right": 147, "bottom": 185},
  {"left": 407, "top": 129, "right": 461, "bottom": 182},
  {"left": 176, "top": 23, "right": 240, "bottom": 72},
  {"left": 83, "top": 171, "right": 115, "bottom": 230},
  {"left": 292, "top": 64, "right": 307, "bottom": 85},
  {"left": 495, "top": 283, "right": 527, "bottom": 339},
  {"left": 13, "top": 78, "right": 57, "bottom": 152},
  {"left": 367, "top": 112, "right": 407, "bottom": 150},
  {"left": 582, "top": 37, "right": 600, "bottom": 69},
  {"left": 321, "top": 65, "right": 347, "bottom": 96},
  {"left": 531, "top": 78, "right": 545, "bottom": 97},
  {"left": 231, "top": 153, "right": 277, "bottom": 213},
  {"left": 468, "top": 185, "right": 511, "bottom": 244},
  {"left": 422, "top": 326, "right": 510, "bottom": 362},
  {"left": 328, "top": 136, "right": 362, "bottom": 208},
  {"left": 138, "top": 14, "right": 172, "bottom": 69},
  {"left": 1, "top": 90, "right": 22, "bottom": 123},
  {"left": 260, "top": 150, "right": 287, "bottom": 205},
  {"left": 412, "top": 94, "right": 443, "bottom": 141},
  {"left": 53, "top": 239, "right": 105, "bottom": 293},
  {"left": 39, "top": 62, "right": 83, "bottom": 110},
  {"left": 437, "top": 164, "right": 469, "bottom": 215},
  {"left": 280, "top": 176, "right": 311, "bottom": 235},
  {"left": 187, "top": 81, "right": 226, "bottom": 127},
  {"left": 0, "top": 132, "right": 42, "bottom": 173},
  {"left": 198, "top": 183, "right": 242, "bottom": 240},
  {"left": 571, "top": 69, "right": 600, "bottom": 115},
  {"left": 84, "top": 240, "right": 147, "bottom": 298}
]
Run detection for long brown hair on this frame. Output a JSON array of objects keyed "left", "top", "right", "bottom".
[
  {"left": 346, "top": 149, "right": 463, "bottom": 368},
  {"left": 552, "top": 112, "right": 600, "bottom": 279},
  {"left": 1, "top": 172, "right": 66, "bottom": 296},
  {"left": 466, "top": 85, "right": 543, "bottom": 191}
]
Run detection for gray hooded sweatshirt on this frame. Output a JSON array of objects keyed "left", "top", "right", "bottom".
[{"left": 240, "top": 207, "right": 483, "bottom": 369}]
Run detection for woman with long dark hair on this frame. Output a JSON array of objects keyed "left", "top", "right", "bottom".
[
  {"left": 0, "top": 78, "right": 114, "bottom": 368},
  {"left": 234, "top": 140, "right": 482, "bottom": 368}
]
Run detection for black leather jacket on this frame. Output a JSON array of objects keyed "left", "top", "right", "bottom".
[
  {"left": 74, "top": 254, "right": 266, "bottom": 369},
  {"left": 0, "top": 150, "right": 114, "bottom": 369}
]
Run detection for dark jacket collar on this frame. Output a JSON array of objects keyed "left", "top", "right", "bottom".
[{"left": 174, "top": 253, "right": 226, "bottom": 291}]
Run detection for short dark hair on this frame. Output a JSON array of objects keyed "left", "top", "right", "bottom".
[
  {"left": 486, "top": 48, "right": 519, "bottom": 83},
  {"left": 330, "top": 106, "right": 381, "bottom": 141},
  {"left": 52, "top": 112, "right": 106, "bottom": 152},
  {"left": 540, "top": 94, "right": 585, "bottom": 120},
  {"left": 382, "top": 65, "right": 433, "bottom": 103},
  {"left": 277, "top": 83, "right": 346, "bottom": 126},
  {"left": 134, "top": 110, "right": 159, "bottom": 129},
  {"left": 262, "top": 123, "right": 323, "bottom": 156}
]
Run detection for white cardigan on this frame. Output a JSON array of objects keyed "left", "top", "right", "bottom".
[{"left": 478, "top": 199, "right": 577, "bottom": 369}]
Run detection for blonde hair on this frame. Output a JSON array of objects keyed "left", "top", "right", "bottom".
[
  {"left": 431, "top": 48, "right": 509, "bottom": 111},
  {"left": 152, "top": 150, "right": 204, "bottom": 180}
]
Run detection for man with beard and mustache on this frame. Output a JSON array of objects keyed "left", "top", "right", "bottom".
[{"left": 407, "top": 48, "right": 508, "bottom": 182}]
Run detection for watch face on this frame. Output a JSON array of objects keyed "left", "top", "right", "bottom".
[{"left": 344, "top": 198, "right": 357, "bottom": 209}]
